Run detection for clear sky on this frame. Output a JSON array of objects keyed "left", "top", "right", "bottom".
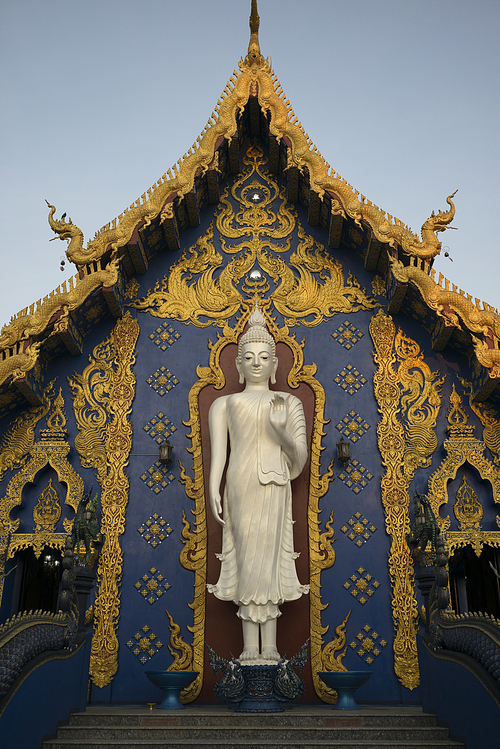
[{"left": 1, "top": 0, "right": 499, "bottom": 329}]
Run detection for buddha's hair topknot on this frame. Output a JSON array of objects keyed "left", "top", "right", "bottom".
[{"left": 237, "top": 307, "right": 276, "bottom": 360}]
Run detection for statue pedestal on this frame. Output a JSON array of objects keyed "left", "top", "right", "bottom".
[
  {"left": 231, "top": 664, "right": 293, "bottom": 713},
  {"left": 209, "top": 650, "right": 307, "bottom": 712}
]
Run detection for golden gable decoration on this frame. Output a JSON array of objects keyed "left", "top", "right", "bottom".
[{"left": 132, "top": 144, "right": 378, "bottom": 328}]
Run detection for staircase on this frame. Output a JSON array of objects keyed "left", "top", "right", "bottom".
[{"left": 42, "top": 705, "right": 465, "bottom": 749}]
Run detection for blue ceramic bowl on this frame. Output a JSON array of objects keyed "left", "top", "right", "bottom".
[
  {"left": 145, "top": 670, "right": 199, "bottom": 709},
  {"left": 317, "top": 671, "right": 372, "bottom": 710}
]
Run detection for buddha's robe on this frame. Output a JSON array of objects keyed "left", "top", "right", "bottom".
[{"left": 208, "top": 390, "right": 308, "bottom": 623}]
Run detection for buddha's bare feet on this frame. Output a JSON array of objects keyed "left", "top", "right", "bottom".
[
  {"left": 261, "top": 648, "right": 280, "bottom": 663},
  {"left": 239, "top": 647, "right": 259, "bottom": 662}
]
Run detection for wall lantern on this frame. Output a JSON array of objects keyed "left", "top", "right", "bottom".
[
  {"left": 159, "top": 439, "right": 173, "bottom": 465},
  {"left": 336, "top": 436, "right": 351, "bottom": 464}
]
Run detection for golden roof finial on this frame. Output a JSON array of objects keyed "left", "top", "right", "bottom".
[{"left": 246, "top": 0, "right": 263, "bottom": 65}]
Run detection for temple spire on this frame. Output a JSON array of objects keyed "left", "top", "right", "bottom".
[{"left": 246, "top": 0, "right": 263, "bottom": 65}]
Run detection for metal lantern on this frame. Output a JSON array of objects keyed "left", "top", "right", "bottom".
[
  {"left": 336, "top": 436, "right": 351, "bottom": 464},
  {"left": 159, "top": 439, "right": 173, "bottom": 465}
]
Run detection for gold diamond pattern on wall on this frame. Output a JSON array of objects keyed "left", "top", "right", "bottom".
[
  {"left": 140, "top": 461, "right": 175, "bottom": 494},
  {"left": 334, "top": 364, "right": 367, "bottom": 396},
  {"left": 134, "top": 567, "right": 171, "bottom": 605},
  {"left": 126, "top": 625, "right": 163, "bottom": 665},
  {"left": 336, "top": 411, "right": 371, "bottom": 443},
  {"left": 350, "top": 625, "right": 387, "bottom": 665},
  {"left": 341, "top": 512, "right": 377, "bottom": 547},
  {"left": 143, "top": 412, "right": 178, "bottom": 444},
  {"left": 148, "top": 322, "right": 181, "bottom": 351},
  {"left": 137, "top": 514, "right": 173, "bottom": 547},
  {"left": 343, "top": 567, "right": 380, "bottom": 604},
  {"left": 146, "top": 366, "right": 179, "bottom": 397},
  {"left": 338, "top": 460, "right": 373, "bottom": 494},
  {"left": 332, "top": 321, "right": 364, "bottom": 350}
]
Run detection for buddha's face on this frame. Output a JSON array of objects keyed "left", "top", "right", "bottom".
[{"left": 237, "top": 341, "right": 277, "bottom": 384}]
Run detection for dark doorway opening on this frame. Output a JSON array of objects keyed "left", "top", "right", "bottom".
[
  {"left": 18, "top": 547, "right": 63, "bottom": 615},
  {"left": 449, "top": 545, "right": 500, "bottom": 618}
]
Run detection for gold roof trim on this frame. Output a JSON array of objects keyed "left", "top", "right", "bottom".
[
  {"left": 389, "top": 256, "right": 500, "bottom": 377},
  {"left": 53, "top": 7, "right": 456, "bottom": 269}
]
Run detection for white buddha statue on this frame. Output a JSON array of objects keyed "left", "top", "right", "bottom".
[{"left": 207, "top": 307, "right": 309, "bottom": 663}]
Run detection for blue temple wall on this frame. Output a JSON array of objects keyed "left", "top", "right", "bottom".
[{"left": 1, "top": 140, "right": 498, "bottom": 710}]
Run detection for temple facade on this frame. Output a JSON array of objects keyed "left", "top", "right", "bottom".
[{"left": 1, "top": 3, "right": 499, "bottom": 743}]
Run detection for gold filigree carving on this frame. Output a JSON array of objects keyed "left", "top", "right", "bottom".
[
  {"left": 269, "top": 224, "right": 378, "bottom": 327},
  {"left": 0, "top": 389, "right": 84, "bottom": 604},
  {"left": 370, "top": 309, "right": 445, "bottom": 690},
  {"left": 176, "top": 300, "right": 335, "bottom": 702},
  {"left": 320, "top": 609, "right": 351, "bottom": 673},
  {"left": 458, "top": 377, "right": 500, "bottom": 466},
  {"left": 371, "top": 276, "right": 387, "bottom": 297},
  {"left": 124, "top": 279, "right": 140, "bottom": 300},
  {"left": 0, "top": 379, "right": 56, "bottom": 482},
  {"left": 446, "top": 477, "right": 500, "bottom": 557},
  {"left": 132, "top": 144, "right": 377, "bottom": 330},
  {"left": 132, "top": 222, "right": 243, "bottom": 327},
  {"left": 69, "top": 312, "right": 139, "bottom": 688},
  {"left": 68, "top": 336, "right": 115, "bottom": 486},
  {"left": 165, "top": 610, "right": 196, "bottom": 703},
  {"left": 8, "top": 478, "right": 67, "bottom": 560},
  {"left": 427, "top": 385, "right": 500, "bottom": 535}
]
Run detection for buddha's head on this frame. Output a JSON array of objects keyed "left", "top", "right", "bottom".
[{"left": 236, "top": 307, "right": 278, "bottom": 385}]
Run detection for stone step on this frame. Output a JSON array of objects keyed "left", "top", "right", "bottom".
[
  {"left": 67, "top": 711, "right": 439, "bottom": 728},
  {"left": 42, "top": 741, "right": 465, "bottom": 749},
  {"left": 41, "top": 707, "right": 465, "bottom": 749},
  {"left": 52, "top": 725, "right": 453, "bottom": 742}
]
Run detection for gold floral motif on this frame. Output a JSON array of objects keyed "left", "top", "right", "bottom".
[
  {"left": 69, "top": 312, "right": 139, "bottom": 688},
  {"left": 124, "top": 279, "right": 140, "bottom": 299},
  {"left": 427, "top": 385, "right": 500, "bottom": 536},
  {"left": 176, "top": 300, "right": 335, "bottom": 702},
  {"left": 371, "top": 276, "right": 386, "bottom": 297},
  {"left": 370, "top": 309, "right": 444, "bottom": 690},
  {"left": 216, "top": 145, "right": 295, "bottom": 249}
]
